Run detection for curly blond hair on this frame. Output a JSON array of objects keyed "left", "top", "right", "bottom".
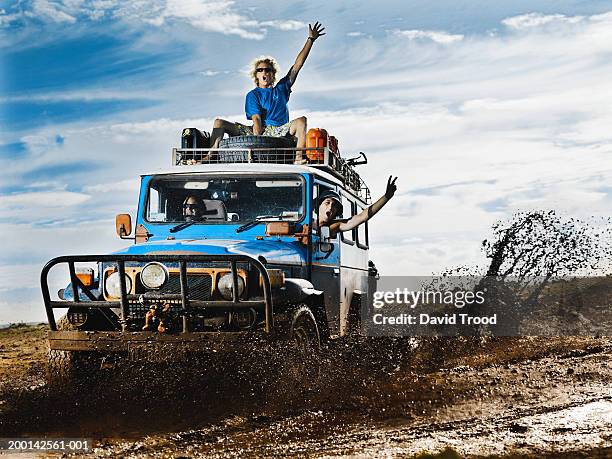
[{"left": 249, "top": 55, "right": 280, "bottom": 86}]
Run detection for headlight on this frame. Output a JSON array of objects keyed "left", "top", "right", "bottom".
[
  {"left": 141, "top": 262, "right": 168, "bottom": 289},
  {"left": 105, "top": 271, "right": 132, "bottom": 298},
  {"left": 217, "top": 273, "right": 245, "bottom": 300}
]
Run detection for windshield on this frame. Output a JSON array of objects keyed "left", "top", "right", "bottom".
[{"left": 145, "top": 174, "right": 305, "bottom": 224}]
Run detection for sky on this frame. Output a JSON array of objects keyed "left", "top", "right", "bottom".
[{"left": 1, "top": 0, "right": 612, "bottom": 323}]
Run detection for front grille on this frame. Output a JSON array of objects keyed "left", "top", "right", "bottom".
[
  {"left": 129, "top": 273, "right": 213, "bottom": 320},
  {"left": 159, "top": 273, "right": 213, "bottom": 300},
  {"left": 129, "top": 301, "right": 183, "bottom": 321}
]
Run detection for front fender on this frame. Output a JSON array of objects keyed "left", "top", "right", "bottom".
[{"left": 271, "top": 278, "right": 322, "bottom": 305}]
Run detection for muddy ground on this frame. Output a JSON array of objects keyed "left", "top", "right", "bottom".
[{"left": 0, "top": 324, "right": 610, "bottom": 458}]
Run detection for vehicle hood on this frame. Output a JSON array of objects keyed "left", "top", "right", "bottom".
[{"left": 113, "top": 239, "right": 305, "bottom": 265}]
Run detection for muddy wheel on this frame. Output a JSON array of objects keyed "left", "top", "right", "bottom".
[
  {"left": 287, "top": 306, "right": 321, "bottom": 384},
  {"left": 291, "top": 307, "right": 320, "bottom": 353},
  {"left": 47, "top": 349, "right": 98, "bottom": 389},
  {"left": 46, "top": 315, "right": 99, "bottom": 388}
]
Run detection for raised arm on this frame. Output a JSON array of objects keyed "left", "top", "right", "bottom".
[
  {"left": 331, "top": 177, "right": 398, "bottom": 236},
  {"left": 288, "top": 22, "right": 325, "bottom": 86}
]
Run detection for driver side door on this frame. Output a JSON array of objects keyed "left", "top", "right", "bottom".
[{"left": 310, "top": 181, "right": 341, "bottom": 338}]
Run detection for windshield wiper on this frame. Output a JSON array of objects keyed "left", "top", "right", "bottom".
[
  {"left": 236, "top": 214, "right": 285, "bottom": 233},
  {"left": 169, "top": 221, "right": 196, "bottom": 233}
]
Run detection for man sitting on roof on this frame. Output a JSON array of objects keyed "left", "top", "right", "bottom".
[
  {"left": 210, "top": 22, "right": 326, "bottom": 164},
  {"left": 317, "top": 177, "right": 398, "bottom": 238}
]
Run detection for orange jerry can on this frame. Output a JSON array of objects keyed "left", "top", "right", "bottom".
[{"left": 306, "top": 128, "right": 328, "bottom": 162}]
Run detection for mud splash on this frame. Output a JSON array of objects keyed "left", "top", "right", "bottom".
[{"left": 1, "top": 333, "right": 611, "bottom": 457}]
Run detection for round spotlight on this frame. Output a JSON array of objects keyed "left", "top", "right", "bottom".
[
  {"left": 141, "top": 262, "right": 169, "bottom": 289},
  {"left": 67, "top": 308, "right": 88, "bottom": 327},
  {"left": 217, "top": 273, "right": 245, "bottom": 300},
  {"left": 230, "top": 308, "right": 256, "bottom": 329},
  {"left": 105, "top": 271, "right": 132, "bottom": 298}
]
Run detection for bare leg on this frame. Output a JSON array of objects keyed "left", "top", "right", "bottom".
[
  {"left": 210, "top": 118, "right": 242, "bottom": 148},
  {"left": 289, "top": 116, "right": 307, "bottom": 164}
]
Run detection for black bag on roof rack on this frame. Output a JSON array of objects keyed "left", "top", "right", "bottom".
[{"left": 181, "top": 128, "right": 211, "bottom": 149}]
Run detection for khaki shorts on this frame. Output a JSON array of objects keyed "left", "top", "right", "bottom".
[{"left": 236, "top": 121, "right": 291, "bottom": 137}]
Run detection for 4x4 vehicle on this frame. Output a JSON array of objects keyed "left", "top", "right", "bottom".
[{"left": 41, "top": 134, "right": 375, "bottom": 380}]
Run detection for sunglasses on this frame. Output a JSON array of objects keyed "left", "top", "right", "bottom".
[{"left": 256, "top": 67, "right": 273, "bottom": 73}]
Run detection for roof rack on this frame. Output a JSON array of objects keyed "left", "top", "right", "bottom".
[{"left": 171, "top": 146, "right": 371, "bottom": 203}]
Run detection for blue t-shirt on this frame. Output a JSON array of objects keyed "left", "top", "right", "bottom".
[{"left": 245, "top": 75, "right": 292, "bottom": 126}]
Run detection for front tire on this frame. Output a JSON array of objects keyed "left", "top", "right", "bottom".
[
  {"left": 46, "top": 315, "right": 100, "bottom": 388},
  {"left": 290, "top": 306, "right": 321, "bottom": 354},
  {"left": 47, "top": 350, "right": 99, "bottom": 388},
  {"left": 287, "top": 306, "right": 321, "bottom": 385}
]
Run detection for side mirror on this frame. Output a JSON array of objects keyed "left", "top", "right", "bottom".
[
  {"left": 115, "top": 214, "right": 133, "bottom": 239},
  {"left": 320, "top": 226, "right": 331, "bottom": 240},
  {"left": 318, "top": 226, "right": 333, "bottom": 253}
]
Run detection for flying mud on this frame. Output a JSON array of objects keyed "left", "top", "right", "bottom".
[{"left": 0, "top": 325, "right": 610, "bottom": 458}]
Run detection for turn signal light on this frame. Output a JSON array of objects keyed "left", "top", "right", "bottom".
[
  {"left": 76, "top": 268, "right": 94, "bottom": 287},
  {"left": 264, "top": 269, "right": 285, "bottom": 289}
]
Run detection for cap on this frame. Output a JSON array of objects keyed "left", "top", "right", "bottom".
[{"left": 318, "top": 190, "right": 343, "bottom": 217}]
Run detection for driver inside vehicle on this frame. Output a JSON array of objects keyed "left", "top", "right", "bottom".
[{"left": 183, "top": 195, "right": 205, "bottom": 221}]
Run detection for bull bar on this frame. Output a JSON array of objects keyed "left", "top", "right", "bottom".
[{"left": 40, "top": 254, "right": 273, "bottom": 335}]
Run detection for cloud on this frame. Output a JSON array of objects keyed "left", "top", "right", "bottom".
[
  {"left": 3, "top": 0, "right": 307, "bottom": 40},
  {"left": 0, "top": 190, "right": 91, "bottom": 208},
  {"left": 393, "top": 28, "right": 464, "bottom": 44},
  {"left": 199, "top": 69, "right": 230, "bottom": 77},
  {"left": 259, "top": 19, "right": 306, "bottom": 31},
  {"left": 502, "top": 12, "right": 583, "bottom": 30},
  {"left": 0, "top": 7, "right": 22, "bottom": 26},
  {"left": 28, "top": 0, "right": 77, "bottom": 24},
  {"left": 83, "top": 178, "right": 139, "bottom": 194},
  {"left": 149, "top": 0, "right": 264, "bottom": 40},
  {"left": 0, "top": 89, "right": 153, "bottom": 103}
]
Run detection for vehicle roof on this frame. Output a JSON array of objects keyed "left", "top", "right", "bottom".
[{"left": 142, "top": 163, "right": 344, "bottom": 187}]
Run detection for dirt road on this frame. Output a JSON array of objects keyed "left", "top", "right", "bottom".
[{"left": 0, "top": 325, "right": 610, "bottom": 458}]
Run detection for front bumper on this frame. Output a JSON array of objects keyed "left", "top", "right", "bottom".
[{"left": 48, "top": 330, "right": 270, "bottom": 353}]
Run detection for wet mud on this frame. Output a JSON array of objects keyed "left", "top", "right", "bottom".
[{"left": 0, "top": 326, "right": 611, "bottom": 458}]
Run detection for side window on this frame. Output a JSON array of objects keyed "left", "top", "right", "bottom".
[
  {"left": 341, "top": 196, "right": 355, "bottom": 245},
  {"left": 314, "top": 183, "right": 339, "bottom": 239},
  {"left": 147, "top": 187, "right": 166, "bottom": 222},
  {"left": 357, "top": 205, "right": 369, "bottom": 249}
]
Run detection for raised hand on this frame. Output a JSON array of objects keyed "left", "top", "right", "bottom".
[
  {"left": 385, "top": 176, "right": 398, "bottom": 199},
  {"left": 309, "top": 22, "right": 326, "bottom": 41}
]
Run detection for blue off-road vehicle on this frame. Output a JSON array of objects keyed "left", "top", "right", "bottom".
[{"left": 41, "top": 132, "right": 375, "bottom": 380}]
